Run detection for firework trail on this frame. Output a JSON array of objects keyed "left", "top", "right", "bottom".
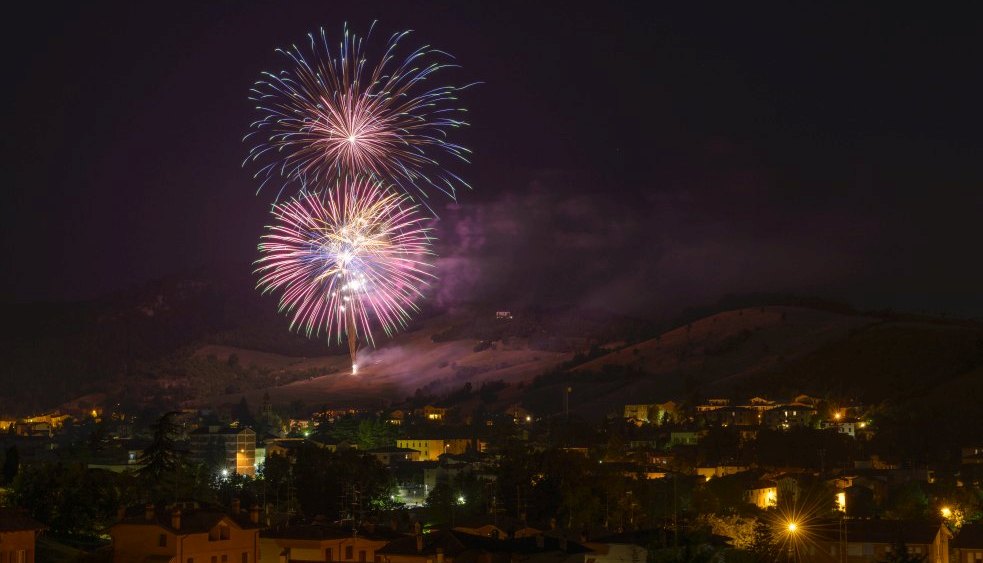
[
  {"left": 244, "top": 22, "right": 475, "bottom": 207},
  {"left": 255, "top": 176, "right": 435, "bottom": 372}
]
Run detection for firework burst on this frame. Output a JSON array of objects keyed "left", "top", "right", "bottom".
[
  {"left": 255, "top": 176, "right": 435, "bottom": 370},
  {"left": 245, "top": 22, "right": 475, "bottom": 205}
]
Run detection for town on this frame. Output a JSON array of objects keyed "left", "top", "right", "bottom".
[{"left": 1, "top": 387, "right": 981, "bottom": 563}]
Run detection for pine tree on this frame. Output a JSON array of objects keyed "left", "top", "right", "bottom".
[{"left": 138, "top": 412, "right": 182, "bottom": 480}]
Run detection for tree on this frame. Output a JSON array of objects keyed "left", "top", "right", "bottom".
[
  {"left": 138, "top": 412, "right": 182, "bottom": 480},
  {"left": 746, "top": 519, "right": 778, "bottom": 563},
  {"left": 880, "top": 541, "right": 926, "bottom": 563},
  {"left": 233, "top": 396, "right": 256, "bottom": 427},
  {"left": 356, "top": 419, "right": 395, "bottom": 450},
  {"left": 2, "top": 445, "right": 19, "bottom": 484}
]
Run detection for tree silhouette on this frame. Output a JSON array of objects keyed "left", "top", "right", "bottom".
[{"left": 138, "top": 411, "right": 182, "bottom": 480}]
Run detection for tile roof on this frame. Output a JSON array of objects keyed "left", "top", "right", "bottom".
[{"left": 0, "top": 508, "right": 44, "bottom": 532}]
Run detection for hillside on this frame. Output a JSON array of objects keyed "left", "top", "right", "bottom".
[
  {"left": 196, "top": 313, "right": 573, "bottom": 409},
  {"left": 518, "top": 306, "right": 983, "bottom": 419},
  {"left": 5, "top": 265, "right": 983, "bottom": 425}
]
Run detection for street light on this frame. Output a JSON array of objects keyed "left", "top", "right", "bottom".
[{"left": 941, "top": 506, "right": 952, "bottom": 519}]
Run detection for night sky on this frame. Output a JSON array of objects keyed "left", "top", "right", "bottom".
[{"left": 4, "top": 2, "right": 983, "bottom": 319}]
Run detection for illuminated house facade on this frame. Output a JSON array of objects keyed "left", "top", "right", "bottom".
[
  {"left": 110, "top": 503, "right": 261, "bottom": 563},
  {"left": 0, "top": 509, "right": 44, "bottom": 563},
  {"left": 396, "top": 438, "right": 470, "bottom": 461}
]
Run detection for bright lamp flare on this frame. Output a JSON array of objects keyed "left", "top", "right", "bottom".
[
  {"left": 255, "top": 176, "right": 435, "bottom": 366},
  {"left": 244, "top": 22, "right": 474, "bottom": 205}
]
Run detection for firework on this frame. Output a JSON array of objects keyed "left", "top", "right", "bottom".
[
  {"left": 255, "top": 176, "right": 435, "bottom": 371},
  {"left": 244, "top": 22, "right": 474, "bottom": 205}
]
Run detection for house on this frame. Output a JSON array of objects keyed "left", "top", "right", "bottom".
[
  {"left": 951, "top": 523, "right": 983, "bottom": 563},
  {"left": 388, "top": 410, "right": 406, "bottom": 426},
  {"left": 110, "top": 502, "right": 262, "bottom": 563},
  {"left": 961, "top": 446, "right": 983, "bottom": 466},
  {"left": 453, "top": 517, "right": 543, "bottom": 540},
  {"left": 365, "top": 446, "right": 421, "bottom": 466},
  {"left": 802, "top": 519, "right": 950, "bottom": 563},
  {"left": 259, "top": 524, "right": 397, "bottom": 563},
  {"left": 623, "top": 402, "right": 678, "bottom": 425},
  {"left": 696, "top": 465, "right": 749, "bottom": 481},
  {"left": 505, "top": 405, "right": 533, "bottom": 425},
  {"left": 669, "top": 431, "right": 702, "bottom": 447},
  {"left": 762, "top": 404, "right": 817, "bottom": 429},
  {"left": 0, "top": 508, "right": 44, "bottom": 563},
  {"left": 396, "top": 438, "right": 471, "bottom": 461},
  {"left": 418, "top": 406, "right": 448, "bottom": 423},
  {"left": 585, "top": 531, "right": 650, "bottom": 563},
  {"left": 189, "top": 426, "right": 257, "bottom": 476},
  {"left": 377, "top": 528, "right": 592, "bottom": 563},
  {"left": 821, "top": 418, "right": 860, "bottom": 438},
  {"left": 744, "top": 481, "right": 778, "bottom": 509},
  {"left": 699, "top": 406, "right": 759, "bottom": 427}
]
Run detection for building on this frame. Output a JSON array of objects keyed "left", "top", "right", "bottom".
[
  {"left": 951, "top": 523, "right": 983, "bottom": 563},
  {"left": 0, "top": 508, "right": 44, "bottom": 563},
  {"left": 365, "top": 446, "right": 421, "bottom": 466},
  {"left": 387, "top": 410, "right": 406, "bottom": 426},
  {"left": 669, "top": 431, "right": 702, "bottom": 447},
  {"left": 259, "top": 524, "right": 397, "bottom": 563},
  {"left": 190, "top": 426, "right": 257, "bottom": 476},
  {"left": 762, "top": 404, "right": 817, "bottom": 429},
  {"left": 696, "top": 465, "right": 749, "bottom": 481},
  {"left": 377, "top": 528, "right": 592, "bottom": 563},
  {"left": 396, "top": 438, "right": 471, "bottom": 461},
  {"left": 962, "top": 446, "right": 983, "bottom": 466},
  {"left": 418, "top": 406, "right": 448, "bottom": 423},
  {"left": 803, "top": 519, "right": 950, "bottom": 563},
  {"left": 821, "top": 418, "right": 860, "bottom": 438},
  {"left": 699, "top": 406, "right": 759, "bottom": 427},
  {"left": 585, "top": 531, "right": 650, "bottom": 563},
  {"left": 110, "top": 502, "right": 262, "bottom": 563},
  {"left": 744, "top": 481, "right": 778, "bottom": 509},
  {"left": 623, "top": 402, "right": 678, "bottom": 425}
]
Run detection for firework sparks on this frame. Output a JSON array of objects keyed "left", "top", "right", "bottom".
[
  {"left": 244, "top": 22, "right": 475, "bottom": 205},
  {"left": 255, "top": 176, "right": 435, "bottom": 370}
]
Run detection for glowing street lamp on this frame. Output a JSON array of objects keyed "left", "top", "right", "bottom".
[
  {"left": 941, "top": 506, "right": 953, "bottom": 519},
  {"left": 787, "top": 522, "right": 798, "bottom": 534}
]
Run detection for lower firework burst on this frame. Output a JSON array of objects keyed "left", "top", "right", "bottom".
[{"left": 255, "top": 175, "right": 435, "bottom": 371}]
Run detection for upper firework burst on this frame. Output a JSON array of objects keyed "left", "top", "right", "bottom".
[
  {"left": 255, "top": 175, "right": 435, "bottom": 348},
  {"left": 245, "top": 22, "right": 475, "bottom": 205}
]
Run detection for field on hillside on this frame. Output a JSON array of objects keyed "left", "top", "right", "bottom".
[{"left": 199, "top": 314, "right": 573, "bottom": 408}]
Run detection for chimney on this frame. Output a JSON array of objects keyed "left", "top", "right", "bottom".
[
  {"left": 416, "top": 533, "right": 424, "bottom": 553},
  {"left": 145, "top": 504, "right": 155, "bottom": 521},
  {"left": 231, "top": 498, "right": 241, "bottom": 514},
  {"left": 249, "top": 504, "right": 260, "bottom": 525},
  {"left": 171, "top": 508, "right": 182, "bottom": 530},
  {"left": 549, "top": 517, "right": 557, "bottom": 530}
]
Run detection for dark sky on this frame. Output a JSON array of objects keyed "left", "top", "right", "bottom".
[{"left": 3, "top": 2, "right": 983, "bottom": 319}]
